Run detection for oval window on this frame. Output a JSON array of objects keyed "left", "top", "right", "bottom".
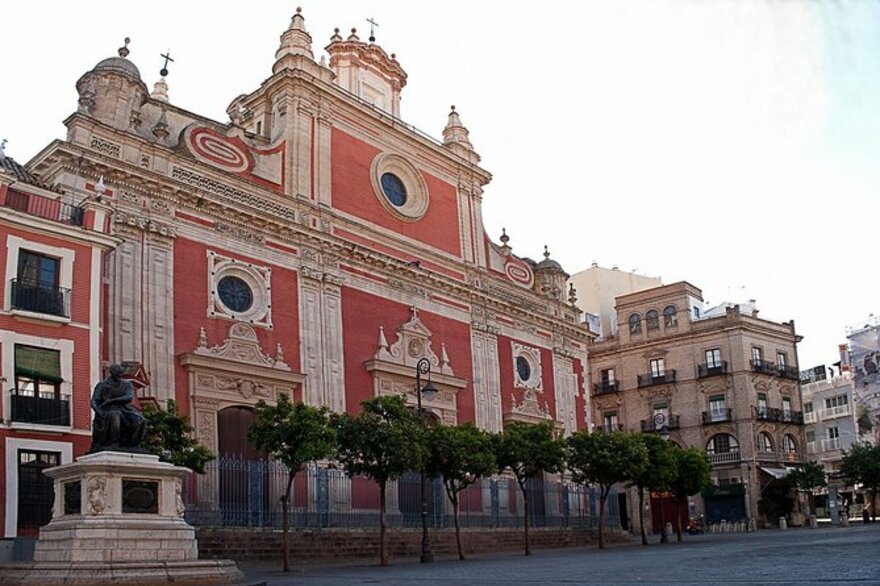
[
  {"left": 217, "top": 275, "right": 253, "bottom": 313},
  {"left": 516, "top": 356, "right": 532, "bottom": 382},
  {"left": 380, "top": 172, "right": 407, "bottom": 207}
]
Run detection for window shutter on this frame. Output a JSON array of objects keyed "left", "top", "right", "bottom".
[{"left": 14, "top": 345, "right": 62, "bottom": 382}]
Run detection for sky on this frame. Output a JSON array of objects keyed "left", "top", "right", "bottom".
[{"left": 2, "top": 1, "right": 879, "bottom": 370}]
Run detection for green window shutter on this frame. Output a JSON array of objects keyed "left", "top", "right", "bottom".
[{"left": 15, "top": 345, "right": 62, "bottom": 382}]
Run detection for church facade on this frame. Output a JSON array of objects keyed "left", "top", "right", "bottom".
[{"left": 0, "top": 9, "right": 590, "bottom": 535}]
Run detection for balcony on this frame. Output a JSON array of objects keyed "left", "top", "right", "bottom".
[
  {"left": 821, "top": 437, "right": 842, "bottom": 451},
  {"left": 708, "top": 450, "right": 741, "bottom": 465},
  {"left": 10, "top": 389, "right": 71, "bottom": 427},
  {"left": 637, "top": 370, "right": 677, "bottom": 388},
  {"left": 754, "top": 406, "right": 781, "bottom": 422},
  {"left": 804, "top": 412, "right": 817, "bottom": 424},
  {"left": 640, "top": 414, "right": 681, "bottom": 432},
  {"left": 780, "top": 450, "right": 802, "bottom": 464},
  {"left": 780, "top": 410, "right": 804, "bottom": 425},
  {"left": 778, "top": 364, "right": 800, "bottom": 380},
  {"left": 750, "top": 359, "right": 777, "bottom": 375},
  {"left": 702, "top": 408, "right": 732, "bottom": 424},
  {"left": 818, "top": 404, "right": 851, "bottom": 420},
  {"left": 3, "top": 189, "right": 84, "bottom": 226},
  {"left": 10, "top": 279, "right": 71, "bottom": 318},
  {"left": 697, "top": 361, "right": 728, "bottom": 378},
  {"left": 593, "top": 382, "right": 618, "bottom": 396},
  {"left": 756, "top": 449, "right": 778, "bottom": 462}
]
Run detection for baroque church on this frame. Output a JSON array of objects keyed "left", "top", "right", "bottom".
[{"left": 0, "top": 9, "right": 591, "bottom": 535}]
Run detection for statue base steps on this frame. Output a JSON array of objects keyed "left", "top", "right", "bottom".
[{"left": 0, "top": 451, "right": 245, "bottom": 585}]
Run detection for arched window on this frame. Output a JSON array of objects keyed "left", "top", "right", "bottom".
[
  {"left": 706, "top": 433, "right": 739, "bottom": 454},
  {"left": 646, "top": 309, "right": 659, "bottom": 330},
  {"left": 757, "top": 432, "right": 774, "bottom": 453},
  {"left": 663, "top": 305, "right": 677, "bottom": 327},
  {"left": 628, "top": 313, "right": 642, "bottom": 335},
  {"left": 782, "top": 435, "right": 798, "bottom": 461}
]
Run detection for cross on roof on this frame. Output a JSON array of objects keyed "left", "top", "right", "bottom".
[
  {"left": 367, "top": 17, "right": 379, "bottom": 42},
  {"left": 160, "top": 50, "right": 174, "bottom": 77}
]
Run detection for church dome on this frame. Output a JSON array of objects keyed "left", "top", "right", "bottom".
[{"left": 92, "top": 56, "right": 142, "bottom": 81}]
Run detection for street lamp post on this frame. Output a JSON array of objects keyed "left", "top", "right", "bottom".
[
  {"left": 654, "top": 413, "right": 671, "bottom": 544},
  {"left": 415, "top": 357, "right": 437, "bottom": 563}
]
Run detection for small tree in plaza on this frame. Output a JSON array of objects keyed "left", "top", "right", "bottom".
[
  {"left": 249, "top": 395, "right": 335, "bottom": 572},
  {"left": 567, "top": 430, "right": 648, "bottom": 549},
  {"left": 631, "top": 434, "right": 676, "bottom": 545},
  {"left": 669, "top": 447, "right": 712, "bottom": 541},
  {"left": 493, "top": 421, "right": 566, "bottom": 556},
  {"left": 840, "top": 442, "right": 880, "bottom": 522},
  {"left": 788, "top": 461, "right": 827, "bottom": 516},
  {"left": 425, "top": 422, "right": 497, "bottom": 560},
  {"left": 141, "top": 399, "right": 214, "bottom": 473},
  {"left": 332, "top": 395, "right": 425, "bottom": 566}
]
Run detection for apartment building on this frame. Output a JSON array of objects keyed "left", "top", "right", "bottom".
[{"left": 588, "top": 282, "right": 806, "bottom": 525}]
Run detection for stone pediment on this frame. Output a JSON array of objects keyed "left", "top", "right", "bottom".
[
  {"left": 192, "top": 323, "right": 289, "bottom": 370},
  {"left": 370, "top": 306, "right": 453, "bottom": 375}
]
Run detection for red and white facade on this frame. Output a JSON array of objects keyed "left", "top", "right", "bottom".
[
  {"left": 6, "top": 10, "right": 591, "bottom": 529},
  {"left": 0, "top": 155, "right": 117, "bottom": 536}
]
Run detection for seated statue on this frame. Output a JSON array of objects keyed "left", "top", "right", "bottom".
[{"left": 89, "top": 364, "right": 147, "bottom": 452}]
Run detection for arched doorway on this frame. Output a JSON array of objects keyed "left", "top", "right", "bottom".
[{"left": 217, "top": 406, "right": 269, "bottom": 525}]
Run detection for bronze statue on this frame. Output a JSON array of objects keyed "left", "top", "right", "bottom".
[{"left": 89, "top": 364, "right": 147, "bottom": 452}]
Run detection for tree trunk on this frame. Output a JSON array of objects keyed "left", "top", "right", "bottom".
[
  {"left": 873, "top": 489, "right": 877, "bottom": 523},
  {"left": 598, "top": 489, "right": 607, "bottom": 549},
  {"left": 379, "top": 480, "right": 388, "bottom": 566},
  {"left": 281, "top": 471, "right": 294, "bottom": 572},
  {"left": 452, "top": 492, "right": 465, "bottom": 560},
  {"left": 521, "top": 480, "right": 531, "bottom": 556},
  {"left": 638, "top": 487, "right": 647, "bottom": 545},
  {"left": 675, "top": 499, "right": 683, "bottom": 542}
]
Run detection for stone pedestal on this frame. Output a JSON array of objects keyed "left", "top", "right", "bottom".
[{"left": 0, "top": 451, "right": 244, "bottom": 585}]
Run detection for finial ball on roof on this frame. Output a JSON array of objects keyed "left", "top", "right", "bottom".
[
  {"left": 118, "top": 37, "right": 131, "bottom": 58},
  {"left": 296, "top": 6, "right": 302, "bottom": 13}
]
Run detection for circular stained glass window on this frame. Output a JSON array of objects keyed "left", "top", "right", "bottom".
[
  {"left": 516, "top": 356, "right": 532, "bottom": 382},
  {"left": 380, "top": 172, "right": 407, "bottom": 207},
  {"left": 217, "top": 275, "right": 253, "bottom": 313}
]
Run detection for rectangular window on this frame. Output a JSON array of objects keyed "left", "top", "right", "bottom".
[
  {"left": 804, "top": 402, "right": 813, "bottom": 414},
  {"left": 15, "top": 345, "right": 62, "bottom": 398},
  {"left": 806, "top": 430, "right": 816, "bottom": 443},
  {"left": 706, "top": 348, "right": 722, "bottom": 369},
  {"left": 693, "top": 306, "right": 700, "bottom": 319},
  {"left": 782, "top": 397, "right": 791, "bottom": 415},
  {"left": 777, "top": 352, "right": 787, "bottom": 368},
  {"left": 709, "top": 395, "right": 727, "bottom": 421},
  {"left": 601, "top": 368, "right": 615, "bottom": 385},
  {"left": 825, "top": 395, "right": 849, "bottom": 409},
  {"left": 752, "top": 347, "right": 763, "bottom": 364},
  {"left": 757, "top": 393, "right": 768, "bottom": 416},
  {"left": 602, "top": 411, "right": 618, "bottom": 433},
  {"left": 17, "top": 250, "right": 60, "bottom": 287},
  {"left": 828, "top": 427, "right": 840, "bottom": 440},
  {"left": 650, "top": 358, "right": 665, "bottom": 378},
  {"left": 653, "top": 403, "right": 669, "bottom": 426}
]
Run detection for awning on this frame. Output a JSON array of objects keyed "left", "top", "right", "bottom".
[{"left": 759, "top": 466, "right": 792, "bottom": 480}]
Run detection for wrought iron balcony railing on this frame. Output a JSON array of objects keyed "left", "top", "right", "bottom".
[
  {"left": 10, "top": 388, "right": 71, "bottom": 427},
  {"left": 777, "top": 364, "right": 800, "bottom": 380},
  {"left": 697, "top": 361, "right": 728, "bottom": 378},
  {"left": 702, "top": 408, "right": 732, "bottom": 424},
  {"left": 637, "top": 370, "right": 677, "bottom": 388},
  {"left": 750, "top": 359, "right": 777, "bottom": 375},
  {"left": 593, "top": 381, "right": 618, "bottom": 395},
  {"left": 640, "top": 414, "right": 681, "bottom": 432},
  {"left": 10, "top": 279, "right": 70, "bottom": 318}
]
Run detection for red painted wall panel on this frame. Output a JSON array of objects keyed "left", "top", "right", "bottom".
[
  {"left": 172, "top": 238, "right": 301, "bottom": 415},
  {"left": 340, "top": 286, "right": 474, "bottom": 423},
  {"left": 330, "top": 128, "right": 462, "bottom": 257}
]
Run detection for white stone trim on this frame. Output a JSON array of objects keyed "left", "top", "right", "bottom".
[
  {"left": 206, "top": 251, "right": 272, "bottom": 328},
  {"left": 0, "top": 330, "right": 75, "bottom": 431},
  {"left": 369, "top": 153, "right": 429, "bottom": 222},
  {"left": 4, "top": 437, "right": 73, "bottom": 537},
  {"left": 512, "top": 342, "right": 543, "bottom": 391},
  {"left": 4, "top": 234, "right": 76, "bottom": 312},
  {"left": 89, "top": 247, "right": 102, "bottom": 393}
]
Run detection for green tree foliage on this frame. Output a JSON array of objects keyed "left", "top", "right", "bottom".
[
  {"left": 567, "top": 431, "right": 648, "bottom": 549},
  {"left": 669, "top": 447, "right": 712, "bottom": 540},
  {"left": 840, "top": 442, "right": 880, "bottom": 522},
  {"left": 758, "top": 478, "right": 795, "bottom": 525},
  {"left": 249, "top": 395, "right": 335, "bottom": 572},
  {"left": 787, "top": 461, "right": 827, "bottom": 515},
  {"left": 631, "top": 434, "right": 676, "bottom": 545},
  {"left": 493, "top": 421, "right": 566, "bottom": 555},
  {"left": 332, "top": 395, "right": 424, "bottom": 566},
  {"left": 141, "top": 399, "right": 214, "bottom": 473},
  {"left": 425, "top": 423, "right": 497, "bottom": 560}
]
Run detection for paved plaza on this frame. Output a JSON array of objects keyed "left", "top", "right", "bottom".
[{"left": 241, "top": 524, "right": 880, "bottom": 585}]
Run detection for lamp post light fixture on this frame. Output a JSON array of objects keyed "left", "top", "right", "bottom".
[
  {"left": 415, "top": 357, "right": 437, "bottom": 563},
  {"left": 654, "top": 412, "right": 670, "bottom": 544}
]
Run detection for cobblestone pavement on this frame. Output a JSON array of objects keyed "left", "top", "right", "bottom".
[{"left": 240, "top": 524, "right": 880, "bottom": 585}]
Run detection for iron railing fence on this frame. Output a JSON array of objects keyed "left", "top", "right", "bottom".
[{"left": 181, "top": 457, "right": 621, "bottom": 531}]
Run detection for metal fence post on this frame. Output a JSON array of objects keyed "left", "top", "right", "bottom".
[{"left": 491, "top": 479, "right": 500, "bottom": 528}]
